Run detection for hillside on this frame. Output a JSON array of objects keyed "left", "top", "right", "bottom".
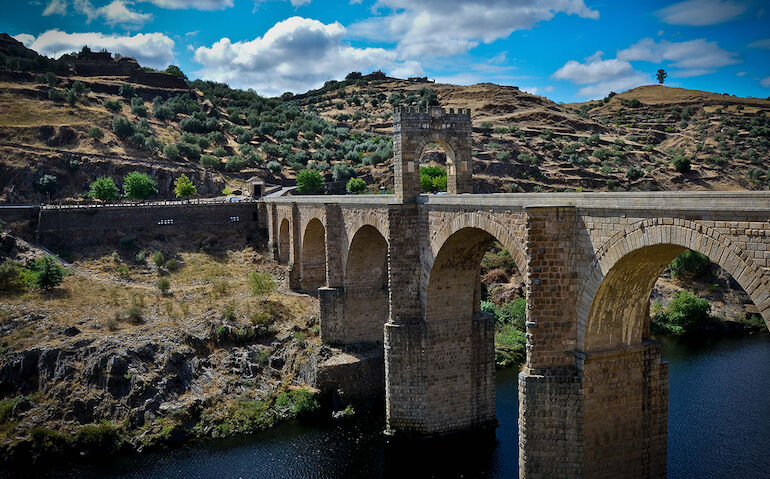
[{"left": 1, "top": 36, "right": 769, "bottom": 205}]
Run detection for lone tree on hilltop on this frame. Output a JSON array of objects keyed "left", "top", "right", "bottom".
[{"left": 657, "top": 69, "right": 667, "bottom": 85}]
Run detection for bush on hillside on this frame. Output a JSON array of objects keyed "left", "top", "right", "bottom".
[
  {"left": 346, "top": 177, "right": 367, "bottom": 194},
  {"left": 88, "top": 177, "right": 119, "bottom": 201},
  {"left": 122, "top": 171, "right": 157, "bottom": 200},
  {"left": 296, "top": 169, "right": 324, "bottom": 193},
  {"left": 669, "top": 249, "right": 709, "bottom": 279}
]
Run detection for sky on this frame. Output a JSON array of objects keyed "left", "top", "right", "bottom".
[{"left": 2, "top": 0, "right": 770, "bottom": 101}]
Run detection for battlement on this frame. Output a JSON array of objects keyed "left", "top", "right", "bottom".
[{"left": 393, "top": 106, "right": 471, "bottom": 123}]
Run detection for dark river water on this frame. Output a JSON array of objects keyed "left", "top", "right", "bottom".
[{"left": 70, "top": 334, "right": 770, "bottom": 478}]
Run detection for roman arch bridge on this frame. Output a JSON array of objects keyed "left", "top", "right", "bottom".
[{"left": 261, "top": 107, "right": 770, "bottom": 478}]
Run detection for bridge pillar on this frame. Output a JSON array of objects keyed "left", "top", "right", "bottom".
[
  {"left": 384, "top": 203, "right": 426, "bottom": 432},
  {"left": 288, "top": 202, "right": 301, "bottom": 291},
  {"left": 519, "top": 206, "right": 584, "bottom": 476},
  {"left": 319, "top": 204, "right": 345, "bottom": 344}
]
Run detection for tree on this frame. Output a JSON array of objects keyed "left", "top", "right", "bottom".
[
  {"left": 30, "top": 255, "right": 67, "bottom": 291},
  {"left": 247, "top": 271, "right": 275, "bottom": 302},
  {"left": 296, "top": 169, "right": 324, "bottom": 193},
  {"left": 36, "top": 175, "right": 59, "bottom": 195},
  {"left": 173, "top": 174, "right": 196, "bottom": 198},
  {"left": 346, "top": 177, "right": 367, "bottom": 194},
  {"left": 656, "top": 69, "right": 667, "bottom": 85},
  {"left": 111, "top": 116, "right": 134, "bottom": 139},
  {"left": 164, "top": 65, "right": 188, "bottom": 81},
  {"left": 122, "top": 171, "right": 157, "bottom": 200},
  {"left": 88, "top": 176, "right": 119, "bottom": 201},
  {"left": 156, "top": 278, "right": 170, "bottom": 295},
  {"left": 119, "top": 83, "right": 135, "bottom": 98},
  {"left": 664, "top": 291, "right": 711, "bottom": 333}
]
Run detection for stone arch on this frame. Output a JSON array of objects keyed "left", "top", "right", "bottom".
[
  {"left": 301, "top": 218, "right": 326, "bottom": 293},
  {"left": 342, "top": 225, "right": 389, "bottom": 343},
  {"left": 419, "top": 226, "right": 501, "bottom": 433},
  {"left": 342, "top": 212, "right": 388, "bottom": 272},
  {"left": 578, "top": 218, "right": 770, "bottom": 352},
  {"left": 425, "top": 212, "right": 527, "bottom": 286},
  {"left": 415, "top": 134, "right": 461, "bottom": 166},
  {"left": 278, "top": 218, "right": 290, "bottom": 264}
]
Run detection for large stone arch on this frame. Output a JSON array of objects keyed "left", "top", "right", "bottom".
[
  {"left": 578, "top": 218, "right": 770, "bottom": 352},
  {"left": 425, "top": 211, "right": 527, "bottom": 292},
  {"left": 341, "top": 224, "right": 389, "bottom": 344},
  {"left": 277, "top": 218, "right": 290, "bottom": 264},
  {"left": 301, "top": 218, "right": 326, "bottom": 293},
  {"left": 417, "top": 226, "right": 499, "bottom": 433},
  {"left": 341, "top": 211, "right": 389, "bottom": 273}
]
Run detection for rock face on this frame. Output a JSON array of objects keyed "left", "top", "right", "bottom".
[{"left": 0, "top": 317, "right": 318, "bottom": 436}]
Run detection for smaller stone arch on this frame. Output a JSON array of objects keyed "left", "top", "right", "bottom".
[
  {"left": 278, "top": 218, "right": 290, "bottom": 264},
  {"left": 578, "top": 218, "right": 770, "bottom": 352},
  {"left": 301, "top": 218, "right": 327, "bottom": 293},
  {"left": 342, "top": 211, "right": 389, "bottom": 273}
]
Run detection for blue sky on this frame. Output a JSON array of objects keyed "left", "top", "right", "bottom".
[{"left": 2, "top": 0, "right": 770, "bottom": 101}]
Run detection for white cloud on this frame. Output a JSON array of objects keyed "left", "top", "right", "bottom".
[
  {"left": 761, "top": 76, "right": 770, "bottom": 88},
  {"left": 553, "top": 52, "right": 638, "bottom": 84},
  {"left": 137, "top": 0, "right": 233, "bottom": 9},
  {"left": 43, "top": 0, "right": 68, "bottom": 15},
  {"left": 656, "top": 0, "right": 746, "bottom": 26},
  {"left": 41, "top": 0, "right": 153, "bottom": 27},
  {"left": 748, "top": 38, "right": 770, "bottom": 49},
  {"left": 351, "top": 0, "right": 599, "bottom": 60},
  {"left": 617, "top": 38, "right": 739, "bottom": 74},
  {"left": 13, "top": 34, "right": 37, "bottom": 48},
  {"left": 552, "top": 51, "right": 648, "bottom": 99},
  {"left": 194, "top": 16, "right": 423, "bottom": 96},
  {"left": 20, "top": 30, "right": 175, "bottom": 69}
]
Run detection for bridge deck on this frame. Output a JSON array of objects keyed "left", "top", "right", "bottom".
[{"left": 263, "top": 191, "right": 770, "bottom": 212}]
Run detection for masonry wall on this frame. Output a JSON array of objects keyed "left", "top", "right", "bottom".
[{"left": 36, "top": 202, "right": 261, "bottom": 251}]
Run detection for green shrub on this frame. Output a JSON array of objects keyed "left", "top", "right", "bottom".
[
  {"left": 176, "top": 142, "right": 201, "bottom": 162},
  {"left": 111, "top": 117, "right": 134, "bottom": 139},
  {"left": 247, "top": 271, "right": 275, "bottom": 301},
  {"left": 626, "top": 166, "right": 644, "bottom": 181},
  {"left": 122, "top": 171, "right": 157, "bottom": 200},
  {"left": 673, "top": 155, "right": 691, "bottom": 173},
  {"left": 88, "top": 176, "right": 119, "bottom": 201},
  {"left": 30, "top": 255, "right": 67, "bottom": 291},
  {"left": 212, "top": 146, "right": 227, "bottom": 157},
  {"left": 87, "top": 127, "right": 104, "bottom": 141},
  {"left": 150, "top": 250, "right": 165, "bottom": 267},
  {"left": 75, "top": 421, "right": 122, "bottom": 454},
  {"left": 660, "top": 291, "right": 711, "bottom": 333},
  {"left": 131, "top": 103, "right": 148, "bottom": 117},
  {"left": 163, "top": 143, "right": 180, "bottom": 160},
  {"left": 173, "top": 174, "right": 196, "bottom": 198},
  {"left": 36, "top": 174, "right": 58, "bottom": 195},
  {"left": 419, "top": 165, "right": 447, "bottom": 193},
  {"left": 497, "top": 298, "right": 527, "bottom": 330},
  {"left": 200, "top": 154, "right": 221, "bottom": 171},
  {"left": 669, "top": 249, "right": 709, "bottom": 279},
  {"left": 346, "top": 177, "right": 367, "bottom": 194},
  {"left": 156, "top": 278, "right": 170, "bottom": 295},
  {"left": 0, "top": 261, "right": 29, "bottom": 293},
  {"left": 267, "top": 161, "right": 281, "bottom": 174},
  {"left": 103, "top": 99, "right": 122, "bottom": 113},
  {"left": 225, "top": 156, "right": 245, "bottom": 172},
  {"left": 118, "top": 83, "right": 135, "bottom": 98},
  {"left": 274, "top": 388, "right": 319, "bottom": 417},
  {"left": 296, "top": 169, "right": 324, "bottom": 193}
]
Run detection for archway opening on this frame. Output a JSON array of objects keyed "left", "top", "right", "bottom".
[
  {"left": 278, "top": 218, "right": 290, "bottom": 264},
  {"left": 301, "top": 218, "right": 326, "bottom": 293},
  {"left": 582, "top": 241, "right": 770, "bottom": 477},
  {"left": 418, "top": 141, "right": 453, "bottom": 194},
  {"left": 422, "top": 227, "right": 526, "bottom": 433},
  {"left": 343, "top": 225, "right": 388, "bottom": 344}
]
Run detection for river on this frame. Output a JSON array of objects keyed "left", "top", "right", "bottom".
[{"left": 68, "top": 334, "right": 770, "bottom": 478}]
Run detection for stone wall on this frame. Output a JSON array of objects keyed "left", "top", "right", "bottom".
[{"left": 36, "top": 202, "right": 261, "bottom": 251}]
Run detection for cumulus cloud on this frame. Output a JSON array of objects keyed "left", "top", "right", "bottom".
[
  {"left": 552, "top": 51, "right": 648, "bottom": 99},
  {"left": 193, "top": 16, "right": 424, "bottom": 96},
  {"left": 656, "top": 0, "right": 746, "bottom": 25},
  {"left": 19, "top": 30, "right": 175, "bottom": 69},
  {"left": 617, "top": 38, "right": 739, "bottom": 75},
  {"left": 351, "top": 0, "right": 599, "bottom": 59}
]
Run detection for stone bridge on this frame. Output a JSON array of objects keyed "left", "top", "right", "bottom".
[{"left": 262, "top": 107, "right": 770, "bottom": 478}]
